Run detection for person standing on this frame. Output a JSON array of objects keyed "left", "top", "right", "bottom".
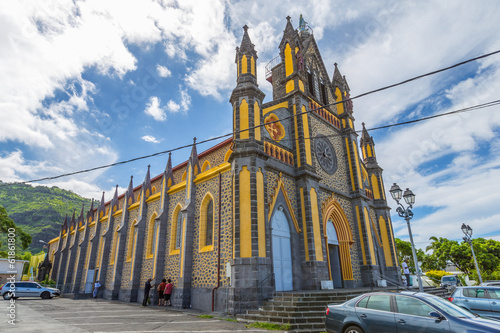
[
  {"left": 157, "top": 278, "right": 167, "bottom": 306},
  {"left": 402, "top": 259, "right": 411, "bottom": 287},
  {"left": 164, "top": 279, "right": 173, "bottom": 306},
  {"left": 93, "top": 280, "right": 101, "bottom": 298},
  {"left": 142, "top": 278, "right": 155, "bottom": 306}
]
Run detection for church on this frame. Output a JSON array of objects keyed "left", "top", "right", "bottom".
[{"left": 47, "top": 15, "right": 400, "bottom": 313}]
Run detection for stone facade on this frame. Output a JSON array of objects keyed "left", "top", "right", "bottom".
[{"left": 47, "top": 16, "right": 400, "bottom": 313}]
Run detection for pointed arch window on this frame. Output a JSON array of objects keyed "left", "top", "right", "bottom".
[
  {"left": 307, "top": 66, "right": 315, "bottom": 96},
  {"left": 146, "top": 213, "right": 158, "bottom": 258},
  {"left": 170, "top": 205, "right": 182, "bottom": 255},
  {"left": 127, "top": 220, "right": 138, "bottom": 261},
  {"left": 320, "top": 77, "right": 327, "bottom": 105},
  {"left": 199, "top": 194, "right": 215, "bottom": 252}
]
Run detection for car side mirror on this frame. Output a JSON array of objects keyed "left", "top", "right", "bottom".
[
  {"left": 37, "top": 286, "right": 42, "bottom": 288},
  {"left": 429, "top": 312, "right": 443, "bottom": 321}
]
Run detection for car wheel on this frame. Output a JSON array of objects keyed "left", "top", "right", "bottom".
[
  {"left": 3, "top": 292, "right": 13, "bottom": 300},
  {"left": 41, "top": 291, "right": 51, "bottom": 299},
  {"left": 344, "top": 325, "right": 365, "bottom": 333}
]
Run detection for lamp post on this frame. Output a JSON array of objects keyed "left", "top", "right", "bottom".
[
  {"left": 390, "top": 183, "right": 423, "bottom": 292},
  {"left": 461, "top": 223, "right": 483, "bottom": 285}
]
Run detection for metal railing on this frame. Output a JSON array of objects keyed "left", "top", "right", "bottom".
[{"left": 265, "top": 56, "right": 280, "bottom": 80}]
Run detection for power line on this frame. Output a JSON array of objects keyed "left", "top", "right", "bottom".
[{"left": 2, "top": 49, "right": 500, "bottom": 186}]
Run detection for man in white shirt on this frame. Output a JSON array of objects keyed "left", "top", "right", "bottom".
[
  {"left": 402, "top": 259, "right": 411, "bottom": 286},
  {"left": 93, "top": 280, "right": 101, "bottom": 298}
]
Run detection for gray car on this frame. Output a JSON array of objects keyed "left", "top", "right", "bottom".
[
  {"left": 449, "top": 286, "right": 500, "bottom": 319},
  {"left": 1, "top": 282, "right": 60, "bottom": 300}
]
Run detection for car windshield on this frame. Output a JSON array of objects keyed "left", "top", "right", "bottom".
[
  {"left": 442, "top": 276, "right": 455, "bottom": 281},
  {"left": 424, "top": 295, "right": 475, "bottom": 318}
]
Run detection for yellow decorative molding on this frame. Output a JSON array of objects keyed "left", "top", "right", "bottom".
[
  {"left": 146, "top": 192, "right": 161, "bottom": 203},
  {"left": 240, "top": 99, "right": 249, "bottom": 140},
  {"left": 286, "top": 79, "right": 294, "bottom": 93},
  {"left": 356, "top": 206, "right": 366, "bottom": 265},
  {"left": 263, "top": 101, "right": 289, "bottom": 115},
  {"left": 70, "top": 230, "right": 75, "bottom": 235},
  {"left": 200, "top": 245, "right": 214, "bottom": 253},
  {"left": 112, "top": 209, "right": 123, "bottom": 218},
  {"left": 127, "top": 202, "right": 140, "bottom": 211},
  {"left": 78, "top": 226, "right": 85, "bottom": 232},
  {"left": 300, "top": 188, "right": 309, "bottom": 260},
  {"left": 168, "top": 181, "right": 186, "bottom": 194},
  {"left": 239, "top": 166, "right": 252, "bottom": 258},
  {"left": 268, "top": 173, "right": 301, "bottom": 233},
  {"left": 194, "top": 162, "right": 231, "bottom": 184},
  {"left": 100, "top": 215, "right": 109, "bottom": 223},
  {"left": 169, "top": 249, "right": 180, "bottom": 256}
]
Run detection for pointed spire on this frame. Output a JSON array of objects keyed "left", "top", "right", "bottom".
[
  {"left": 189, "top": 137, "right": 200, "bottom": 176},
  {"left": 111, "top": 184, "right": 119, "bottom": 213},
  {"left": 78, "top": 203, "right": 84, "bottom": 228},
  {"left": 360, "top": 123, "right": 372, "bottom": 145},
  {"left": 97, "top": 191, "right": 106, "bottom": 219},
  {"left": 69, "top": 209, "right": 76, "bottom": 231},
  {"left": 360, "top": 122, "right": 377, "bottom": 164},
  {"left": 87, "top": 198, "right": 94, "bottom": 223},
  {"left": 143, "top": 165, "right": 152, "bottom": 199},
  {"left": 332, "top": 63, "right": 344, "bottom": 87},
  {"left": 126, "top": 176, "right": 135, "bottom": 207},
  {"left": 164, "top": 152, "right": 174, "bottom": 189},
  {"left": 239, "top": 25, "right": 255, "bottom": 55},
  {"left": 61, "top": 214, "right": 68, "bottom": 235}
]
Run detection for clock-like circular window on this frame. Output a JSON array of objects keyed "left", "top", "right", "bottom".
[{"left": 314, "top": 135, "right": 337, "bottom": 174}]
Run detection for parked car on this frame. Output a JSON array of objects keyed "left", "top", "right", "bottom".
[
  {"left": 482, "top": 281, "right": 500, "bottom": 287},
  {"left": 1, "top": 282, "right": 60, "bottom": 300},
  {"left": 440, "top": 275, "right": 461, "bottom": 288},
  {"left": 449, "top": 286, "right": 500, "bottom": 319},
  {"left": 325, "top": 291, "right": 500, "bottom": 333}
]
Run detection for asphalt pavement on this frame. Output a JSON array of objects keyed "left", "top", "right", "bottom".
[{"left": 1, "top": 297, "right": 285, "bottom": 332}]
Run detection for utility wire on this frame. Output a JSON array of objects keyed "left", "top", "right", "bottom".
[{"left": 2, "top": 49, "right": 500, "bottom": 186}]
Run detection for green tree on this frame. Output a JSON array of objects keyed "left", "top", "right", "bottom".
[
  {"left": 395, "top": 238, "right": 425, "bottom": 274},
  {"left": 0, "top": 204, "right": 32, "bottom": 257}
]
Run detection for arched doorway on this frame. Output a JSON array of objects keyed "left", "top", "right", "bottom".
[
  {"left": 271, "top": 206, "right": 293, "bottom": 291},
  {"left": 327, "top": 220, "right": 343, "bottom": 288},
  {"left": 323, "top": 200, "right": 355, "bottom": 285}
]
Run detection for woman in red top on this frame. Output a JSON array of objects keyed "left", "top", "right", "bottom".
[
  {"left": 157, "top": 278, "right": 166, "bottom": 306},
  {"left": 164, "top": 279, "right": 173, "bottom": 306}
]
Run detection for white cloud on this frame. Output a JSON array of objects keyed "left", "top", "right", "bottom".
[
  {"left": 141, "top": 135, "right": 160, "bottom": 143},
  {"left": 156, "top": 65, "right": 172, "bottom": 78},
  {"left": 166, "top": 100, "right": 181, "bottom": 113},
  {"left": 144, "top": 96, "right": 167, "bottom": 121}
]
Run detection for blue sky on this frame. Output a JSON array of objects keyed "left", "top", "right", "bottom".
[{"left": 1, "top": 0, "right": 499, "bottom": 250}]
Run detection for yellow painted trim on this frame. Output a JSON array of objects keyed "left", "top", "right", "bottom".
[
  {"left": 286, "top": 80, "right": 294, "bottom": 93},
  {"left": 342, "top": 119, "right": 346, "bottom": 128},
  {"left": 199, "top": 193, "right": 215, "bottom": 251},
  {"left": 388, "top": 216, "right": 398, "bottom": 266},
  {"left": 251, "top": 56, "right": 255, "bottom": 75},
  {"left": 182, "top": 170, "right": 187, "bottom": 181},
  {"left": 146, "top": 212, "right": 158, "bottom": 257},
  {"left": 370, "top": 216, "right": 382, "bottom": 247},
  {"left": 349, "top": 119, "right": 354, "bottom": 129},
  {"left": 161, "top": 176, "right": 166, "bottom": 211},
  {"left": 180, "top": 217, "right": 186, "bottom": 277},
  {"left": 240, "top": 99, "right": 249, "bottom": 139},
  {"left": 89, "top": 221, "right": 96, "bottom": 227},
  {"left": 310, "top": 188, "right": 323, "bottom": 261},
  {"left": 284, "top": 43, "right": 293, "bottom": 77},
  {"left": 345, "top": 138, "right": 356, "bottom": 191},
  {"left": 170, "top": 205, "right": 182, "bottom": 254},
  {"left": 78, "top": 226, "right": 85, "bottom": 232},
  {"left": 353, "top": 140, "right": 363, "bottom": 189},
  {"left": 70, "top": 230, "right": 75, "bottom": 235},
  {"left": 224, "top": 149, "right": 232, "bottom": 162},
  {"left": 127, "top": 202, "right": 140, "bottom": 211},
  {"left": 112, "top": 209, "right": 123, "bottom": 217},
  {"left": 169, "top": 249, "right": 180, "bottom": 255},
  {"left": 257, "top": 169, "right": 265, "bottom": 257},
  {"left": 371, "top": 174, "right": 381, "bottom": 199},
  {"left": 241, "top": 55, "right": 247, "bottom": 74},
  {"left": 302, "top": 105, "right": 312, "bottom": 165},
  {"left": 239, "top": 166, "right": 252, "bottom": 258},
  {"left": 294, "top": 105, "right": 301, "bottom": 167},
  {"left": 300, "top": 188, "right": 309, "bottom": 261},
  {"left": 201, "top": 160, "right": 211, "bottom": 172},
  {"left": 356, "top": 206, "right": 367, "bottom": 265},
  {"left": 146, "top": 192, "right": 161, "bottom": 203},
  {"left": 268, "top": 174, "right": 301, "bottom": 233},
  {"left": 362, "top": 146, "right": 366, "bottom": 160},
  {"left": 363, "top": 207, "right": 376, "bottom": 264},
  {"left": 48, "top": 237, "right": 59, "bottom": 244},
  {"left": 367, "top": 144, "right": 373, "bottom": 157},
  {"left": 200, "top": 245, "right": 214, "bottom": 253},
  {"left": 263, "top": 101, "right": 288, "bottom": 115},
  {"left": 194, "top": 162, "right": 231, "bottom": 184},
  {"left": 380, "top": 176, "right": 387, "bottom": 200},
  {"left": 254, "top": 101, "right": 261, "bottom": 141},
  {"left": 130, "top": 229, "right": 138, "bottom": 280},
  {"left": 298, "top": 80, "right": 304, "bottom": 92},
  {"left": 100, "top": 215, "right": 108, "bottom": 223},
  {"left": 379, "top": 216, "right": 393, "bottom": 266},
  {"left": 335, "top": 87, "right": 344, "bottom": 114},
  {"left": 168, "top": 181, "right": 186, "bottom": 194},
  {"left": 264, "top": 113, "right": 286, "bottom": 142},
  {"left": 186, "top": 165, "right": 192, "bottom": 200}
]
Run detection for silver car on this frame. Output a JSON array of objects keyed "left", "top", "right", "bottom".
[
  {"left": 1, "top": 282, "right": 60, "bottom": 300},
  {"left": 449, "top": 286, "right": 500, "bottom": 319}
]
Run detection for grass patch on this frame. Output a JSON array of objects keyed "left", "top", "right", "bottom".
[
  {"left": 218, "top": 317, "right": 238, "bottom": 322},
  {"left": 245, "top": 322, "right": 291, "bottom": 330},
  {"left": 198, "top": 315, "right": 214, "bottom": 319}
]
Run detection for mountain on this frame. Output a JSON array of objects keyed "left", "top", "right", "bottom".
[{"left": 0, "top": 181, "right": 97, "bottom": 254}]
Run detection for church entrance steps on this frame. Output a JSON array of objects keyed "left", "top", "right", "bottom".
[{"left": 236, "top": 287, "right": 451, "bottom": 333}]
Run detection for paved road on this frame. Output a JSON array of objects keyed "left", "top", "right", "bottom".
[{"left": 1, "top": 297, "right": 284, "bottom": 332}]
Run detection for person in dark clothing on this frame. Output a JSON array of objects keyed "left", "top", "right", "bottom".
[{"left": 142, "top": 278, "right": 155, "bottom": 306}]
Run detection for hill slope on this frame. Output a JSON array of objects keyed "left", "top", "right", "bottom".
[{"left": 0, "top": 181, "right": 97, "bottom": 253}]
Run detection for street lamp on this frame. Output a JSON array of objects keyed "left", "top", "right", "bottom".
[
  {"left": 461, "top": 223, "right": 483, "bottom": 285},
  {"left": 390, "top": 183, "right": 423, "bottom": 292}
]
